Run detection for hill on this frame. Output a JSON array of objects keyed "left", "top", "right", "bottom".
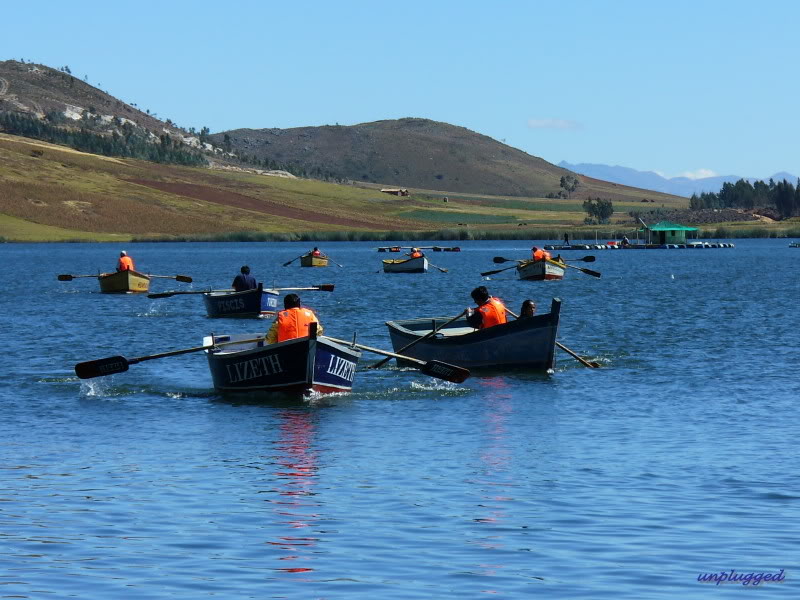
[{"left": 560, "top": 161, "right": 799, "bottom": 197}]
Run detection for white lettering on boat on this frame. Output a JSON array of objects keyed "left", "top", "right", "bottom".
[
  {"left": 326, "top": 355, "right": 356, "bottom": 382},
  {"left": 225, "top": 353, "right": 283, "bottom": 383},
  {"left": 217, "top": 298, "right": 246, "bottom": 313}
]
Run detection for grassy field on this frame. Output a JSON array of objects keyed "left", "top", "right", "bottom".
[{"left": 2, "top": 133, "right": 796, "bottom": 242}]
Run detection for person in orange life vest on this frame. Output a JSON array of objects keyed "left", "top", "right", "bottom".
[
  {"left": 265, "top": 293, "right": 323, "bottom": 344},
  {"left": 117, "top": 250, "right": 135, "bottom": 272},
  {"left": 531, "top": 246, "right": 551, "bottom": 262},
  {"left": 409, "top": 247, "right": 424, "bottom": 259},
  {"left": 465, "top": 286, "right": 508, "bottom": 329},
  {"left": 310, "top": 247, "right": 323, "bottom": 258}
]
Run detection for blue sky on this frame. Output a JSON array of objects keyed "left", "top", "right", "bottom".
[{"left": 3, "top": 0, "right": 799, "bottom": 179}]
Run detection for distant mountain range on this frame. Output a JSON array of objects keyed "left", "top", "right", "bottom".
[{"left": 559, "top": 161, "right": 798, "bottom": 198}]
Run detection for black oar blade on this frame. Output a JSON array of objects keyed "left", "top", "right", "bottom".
[
  {"left": 147, "top": 292, "right": 174, "bottom": 299},
  {"left": 493, "top": 256, "right": 514, "bottom": 264},
  {"left": 175, "top": 275, "right": 192, "bottom": 283},
  {"left": 317, "top": 284, "right": 335, "bottom": 292},
  {"left": 582, "top": 256, "right": 596, "bottom": 262},
  {"left": 420, "top": 360, "right": 470, "bottom": 383},
  {"left": 75, "top": 356, "right": 130, "bottom": 379},
  {"left": 581, "top": 268, "right": 601, "bottom": 278},
  {"left": 480, "top": 269, "right": 504, "bottom": 277},
  {"left": 57, "top": 274, "right": 73, "bottom": 281}
]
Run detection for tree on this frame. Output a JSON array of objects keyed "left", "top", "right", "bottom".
[
  {"left": 583, "top": 197, "right": 614, "bottom": 223},
  {"left": 560, "top": 175, "right": 579, "bottom": 198}
]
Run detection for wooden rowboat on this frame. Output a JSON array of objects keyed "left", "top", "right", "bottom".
[
  {"left": 204, "top": 330, "right": 361, "bottom": 396},
  {"left": 98, "top": 270, "right": 151, "bottom": 293},
  {"left": 385, "top": 298, "right": 561, "bottom": 371},
  {"left": 300, "top": 255, "right": 329, "bottom": 267},
  {"left": 790, "top": 242, "right": 800, "bottom": 248},
  {"left": 202, "top": 284, "right": 280, "bottom": 318},
  {"left": 516, "top": 259, "right": 565, "bottom": 281},
  {"left": 383, "top": 256, "right": 428, "bottom": 273}
]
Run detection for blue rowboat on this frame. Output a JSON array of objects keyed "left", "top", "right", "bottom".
[
  {"left": 204, "top": 330, "right": 361, "bottom": 396},
  {"left": 202, "top": 284, "right": 279, "bottom": 318},
  {"left": 385, "top": 298, "right": 562, "bottom": 371}
]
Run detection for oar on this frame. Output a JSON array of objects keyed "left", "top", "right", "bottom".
[
  {"left": 369, "top": 309, "right": 468, "bottom": 370},
  {"left": 282, "top": 253, "right": 306, "bottom": 267},
  {"left": 148, "top": 288, "right": 234, "bottom": 299},
  {"left": 272, "top": 284, "right": 335, "bottom": 292},
  {"left": 75, "top": 336, "right": 266, "bottom": 379},
  {"left": 324, "top": 336, "right": 470, "bottom": 384},
  {"left": 547, "top": 258, "right": 601, "bottom": 278},
  {"left": 492, "top": 255, "right": 595, "bottom": 264},
  {"left": 147, "top": 274, "right": 193, "bottom": 283},
  {"left": 564, "top": 256, "right": 596, "bottom": 263},
  {"left": 556, "top": 341, "right": 601, "bottom": 369},
  {"left": 492, "top": 256, "right": 525, "bottom": 264},
  {"left": 506, "top": 308, "right": 600, "bottom": 369},
  {"left": 480, "top": 264, "right": 520, "bottom": 277},
  {"left": 427, "top": 262, "right": 448, "bottom": 273},
  {"left": 326, "top": 257, "right": 344, "bottom": 268},
  {"left": 58, "top": 274, "right": 101, "bottom": 281}
]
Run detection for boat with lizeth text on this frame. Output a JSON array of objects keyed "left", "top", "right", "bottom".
[{"left": 382, "top": 256, "right": 428, "bottom": 273}]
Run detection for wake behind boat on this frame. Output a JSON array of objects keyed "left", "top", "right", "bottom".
[
  {"left": 385, "top": 298, "right": 562, "bottom": 371},
  {"left": 204, "top": 330, "right": 362, "bottom": 396}
]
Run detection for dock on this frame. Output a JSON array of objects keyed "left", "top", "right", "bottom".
[{"left": 544, "top": 242, "right": 735, "bottom": 251}]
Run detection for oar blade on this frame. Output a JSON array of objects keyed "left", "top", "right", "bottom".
[
  {"left": 75, "top": 356, "right": 130, "bottom": 379},
  {"left": 147, "top": 292, "right": 175, "bottom": 299},
  {"left": 581, "top": 268, "right": 602, "bottom": 278},
  {"left": 57, "top": 274, "right": 73, "bottom": 281},
  {"left": 420, "top": 360, "right": 470, "bottom": 383},
  {"left": 317, "top": 284, "right": 335, "bottom": 292},
  {"left": 175, "top": 275, "right": 193, "bottom": 283},
  {"left": 493, "top": 256, "right": 516, "bottom": 264},
  {"left": 582, "top": 256, "right": 596, "bottom": 262},
  {"left": 480, "top": 268, "right": 504, "bottom": 277}
]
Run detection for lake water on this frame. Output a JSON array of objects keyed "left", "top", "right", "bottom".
[{"left": 1, "top": 239, "right": 798, "bottom": 598}]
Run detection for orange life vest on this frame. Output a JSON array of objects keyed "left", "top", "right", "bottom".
[
  {"left": 311, "top": 250, "right": 321, "bottom": 257},
  {"left": 410, "top": 251, "right": 423, "bottom": 259},
  {"left": 532, "top": 248, "right": 551, "bottom": 261},
  {"left": 478, "top": 297, "right": 507, "bottom": 329},
  {"left": 276, "top": 307, "right": 319, "bottom": 342},
  {"left": 118, "top": 256, "right": 134, "bottom": 271}
]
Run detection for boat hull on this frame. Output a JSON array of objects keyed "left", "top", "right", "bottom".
[
  {"left": 382, "top": 257, "right": 428, "bottom": 273},
  {"left": 202, "top": 284, "right": 279, "bottom": 318},
  {"left": 98, "top": 270, "right": 151, "bottom": 293},
  {"left": 516, "top": 259, "right": 565, "bottom": 281},
  {"left": 205, "top": 333, "right": 361, "bottom": 396},
  {"left": 386, "top": 298, "right": 561, "bottom": 370},
  {"left": 300, "top": 255, "right": 329, "bottom": 267}
]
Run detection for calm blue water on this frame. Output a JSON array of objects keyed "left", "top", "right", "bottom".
[{"left": 1, "top": 239, "right": 798, "bottom": 598}]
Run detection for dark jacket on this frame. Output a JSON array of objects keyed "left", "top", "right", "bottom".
[{"left": 232, "top": 273, "right": 257, "bottom": 292}]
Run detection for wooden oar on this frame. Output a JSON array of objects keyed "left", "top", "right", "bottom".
[
  {"left": 282, "top": 253, "right": 306, "bottom": 267},
  {"left": 506, "top": 308, "right": 600, "bottom": 369},
  {"left": 547, "top": 258, "right": 601, "bottom": 278},
  {"left": 148, "top": 274, "right": 193, "bottom": 283},
  {"left": 325, "top": 336, "right": 470, "bottom": 384},
  {"left": 58, "top": 274, "right": 101, "bottom": 281},
  {"left": 369, "top": 309, "right": 468, "bottom": 370},
  {"left": 427, "top": 261, "right": 448, "bottom": 273},
  {"left": 326, "top": 256, "right": 344, "bottom": 268},
  {"left": 556, "top": 341, "right": 601, "bottom": 369},
  {"left": 480, "top": 264, "right": 520, "bottom": 277},
  {"left": 148, "top": 288, "right": 234, "bottom": 299},
  {"left": 492, "top": 255, "right": 596, "bottom": 264},
  {"left": 75, "top": 336, "right": 266, "bottom": 379},
  {"left": 148, "top": 283, "right": 335, "bottom": 299}
]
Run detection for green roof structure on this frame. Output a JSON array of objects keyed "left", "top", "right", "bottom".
[
  {"left": 638, "top": 220, "right": 698, "bottom": 245},
  {"left": 645, "top": 220, "right": 698, "bottom": 232}
]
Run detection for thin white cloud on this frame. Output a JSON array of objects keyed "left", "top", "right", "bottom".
[
  {"left": 678, "top": 168, "right": 718, "bottom": 180},
  {"left": 527, "top": 118, "right": 582, "bottom": 130}
]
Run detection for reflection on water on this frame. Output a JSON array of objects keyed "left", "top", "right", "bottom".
[{"left": 266, "top": 409, "right": 320, "bottom": 576}]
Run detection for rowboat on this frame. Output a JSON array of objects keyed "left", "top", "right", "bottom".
[
  {"left": 385, "top": 298, "right": 561, "bottom": 370},
  {"left": 300, "top": 255, "right": 329, "bottom": 267},
  {"left": 516, "top": 259, "right": 565, "bottom": 281},
  {"left": 202, "top": 284, "right": 280, "bottom": 318},
  {"left": 98, "top": 270, "right": 151, "bottom": 293},
  {"left": 204, "top": 329, "right": 362, "bottom": 396},
  {"left": 383, "top": 256, "right": 428, "bottom": 273},
  {"left": 790, "top": 242, "right": 800, "bottom": 248}
]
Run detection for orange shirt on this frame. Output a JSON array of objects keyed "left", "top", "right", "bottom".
[
  {"left": 117, "top": 256, "right": 134, "bottom": 271},
  {"left": 477, "top": 297, "right": 508, "bottom": 329},
  {"left": 311, "top": 250, "right": 321, "bottom": 257},
  {"left": 410, "top": 251, "right": 423, "bottom": 259},
  {"left": 267, "top": 307, "right": 322, "bottom": 343}
]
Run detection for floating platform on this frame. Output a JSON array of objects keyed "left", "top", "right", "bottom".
[{"left": 545, "top": 242, "right": 735, "bottom": 251}]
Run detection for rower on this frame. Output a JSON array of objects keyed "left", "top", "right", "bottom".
[
  {"left": 117, "top": 250, "right": 135, "bottom": 272},
  {"left": 409, "top": 247, "right": 424, "bottom": 259},
  {"left": 311, "top": 247, "right": 323, "bottom": 258},
  {"left": 265, "top": 293, "right": 324, "bottom": 343},
  {"left": 531, "top": 246, "right": 551, "bottom": 262},
  {"left": 231, "top": 265, "right": 257, "bottom": 292},
  {"left": 466, "top": 286, "right": 508, "bottom": 329}
]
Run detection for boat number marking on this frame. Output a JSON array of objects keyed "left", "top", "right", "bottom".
[
  {"left": 326, "top": 355, "right": 356, "bottom": 382},
  {"left": 216, "top": 298, "right": 246, "bottom": 312},
  {"left": 226, "top": 354, "right": 283, "bottom": 383}
]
